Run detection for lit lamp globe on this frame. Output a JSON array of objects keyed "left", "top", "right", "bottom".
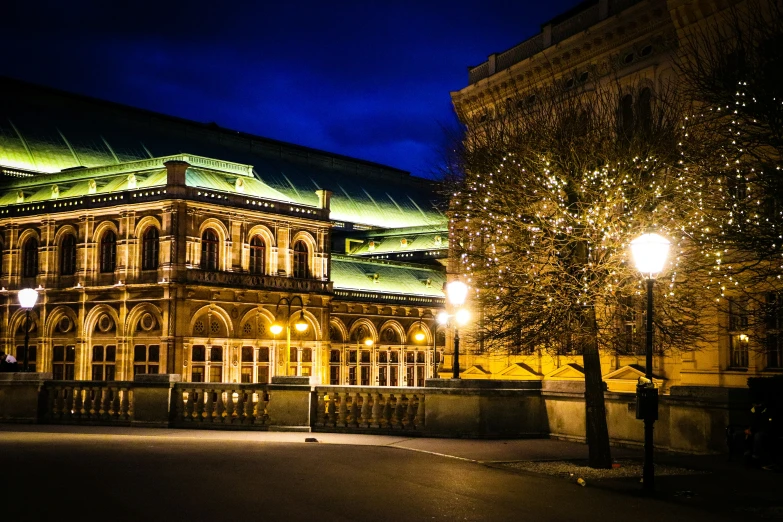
[
  {"left": 364, "top": 338, "right": 374, "bottom": 347},
  {"left": 436, "top": 311, "right": 449, "bottom": 325},
  {"left": 270, "top": 323, "right": 284, "bottom": 336},
  {"left": 18, "top": 288, "right": 39, "bottom": 309},
  {"left": 455, "top": 309, "right": 470, "bottom": 326},
  {"left": 630, "top": 233, "right": 671, "bottom": 277},
  {"left": 414, "top": 329, "right": 425, "bottom": 342},
  {"left": 446, "top": 281, "right": 468, "bottom": 307},
  {"left": 294, "top": 314, "right": 308, "bottom": 333}
]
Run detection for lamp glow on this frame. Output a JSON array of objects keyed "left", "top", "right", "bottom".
[
  {"left": 18, "top": 288, "right": 38, "bottom": 309},
  {"left": 455, "top": 309, "right": 470, "bottom": 326},
  {"left": 294, "top": 314, "right": 308, "bottom": 333},
  {"left": 270, "top": 323, "right": 284, "bottom": 336},
  {"left": 630, "top": 233, "right": 671, "bottom": 277},
  {"left": 446, "top": 281, "right": 468, "bottom": 306},
  {"left": 436, "top": 311, "right": 449, "bottom": 325},
  {"left": 364, "top": 338, "right": 374, "bottom": 347},
  {"left": 414, "top": 330, "right": 425, "bottom": 342}
]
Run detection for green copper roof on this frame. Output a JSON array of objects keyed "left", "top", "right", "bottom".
[
  {"left": 0, "top": 77, "right": 446, "bottom": 229},
  {"left": 331, "top": 255, "right": 446, "bottom": 297},
  {"left": 0, "top": 154, "right": 298, "bottom": 207}
]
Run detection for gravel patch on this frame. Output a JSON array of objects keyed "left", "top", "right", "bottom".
[{"left": 499, "top": 459, "right": 708, "bottom": 480}]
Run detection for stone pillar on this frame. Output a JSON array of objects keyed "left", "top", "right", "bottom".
[
  {"left": 0, "top": 373, "right": 51, "bottom": 423},
  {"left": 131, "top": 373, "right": 181, "bottom": 428},
  {"left": 268, "top": 376, "right": 314, "bottom": 431}
]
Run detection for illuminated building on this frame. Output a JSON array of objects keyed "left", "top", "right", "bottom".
[{"left": 0, "top": 77, "right": 447, "bottom": 385}]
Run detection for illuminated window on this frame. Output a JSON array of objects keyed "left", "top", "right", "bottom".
[
  {"left": 60, "top": 234, "right": 77, "bottom": 276},
  {"left": 249, "top": 236, "right": 265, "bottom": 274},
  {"left": 728, "top": 299, "right": 749, "bottom": 368},
  {"left": 201, "top": 229, "right": 219, "bottom": 271},
  {"left": 142, "top": 227, "right": 159, "bottom": 270},
  {"left": 100, "top": 230, "right": 116, "bottom": 273}
]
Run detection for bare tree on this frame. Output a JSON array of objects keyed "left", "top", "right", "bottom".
[
  {"left": 679, "top": 0, "right": 783, "bottom": 359},
  {"left": 448, "top": 79, "right": 713, "bottom": 468}
]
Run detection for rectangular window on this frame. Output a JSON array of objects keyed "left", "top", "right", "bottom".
[
  {"left": 329, "top": 365, "right": 340, "bottom": 385},
  {"left": 240, "top": 367, "right": 253, "bottom": 383},
  {"left": 378, "top": 366, "right": 387, "bottom": 386},
  {"left": 728, "top": 299, "right": 749, "bottom": 368},
  {"left": 15, "top": 344, "right": 36, "bottom": 372},
  {"left": 765, "top": 293, "right": 783, "bottom": 369},
  {"left": 191, "top": 366, "right": 205, "bottom": 383},
  {"left": 258, "top": 347, "right": 270, "bottom": 362},
  {"left": 348, "top": 366, "right": 357, "bottom": 386},
  {"left": 52, "top": 345, "right": 75, "bottom": 380},
  {"left": 360, "top": 366, "right": 370, "bottom": 386},
  {"left": 91, "top": 345, "right": 116, "bottom": 381},
  {"left": 134, "top": 344, "right": 160, "bottom": 376},
  {"left": 257, "top": 366, "right": 269, "bottom": 384}
]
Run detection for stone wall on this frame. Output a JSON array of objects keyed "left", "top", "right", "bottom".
[{"left": 0, "top": 376, "right": 751, "bottom": 454}]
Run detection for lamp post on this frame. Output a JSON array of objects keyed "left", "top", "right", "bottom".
[
  {"left": 444, "top": 281, "right": 469, "bottom": 379},
  {"left": 18, "top": 288, "right": 39, "bottom": 372},
  {"left": 630, "top": 232, "right": 671, "bottom": 493},
  {"left": 270, "top": 296, "right": 308, "bottom": 377}
]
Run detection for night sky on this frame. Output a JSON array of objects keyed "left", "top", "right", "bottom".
[{"left": 4, "top": 0, "right": 578, "bottom": 179}]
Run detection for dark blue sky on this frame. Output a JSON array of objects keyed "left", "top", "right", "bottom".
[{"left": 4, "top": 0, "right": 578, "bottom": 178}]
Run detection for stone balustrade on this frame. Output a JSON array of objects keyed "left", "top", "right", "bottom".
[
  {"left": 314, "top": 387, "right": 425, "bottom": 432},
  {"left": 0, "top": 375, "right": 752, "bottom": 454},
  {"left": 172, "top": 383, "right": 270, "bottom": 428},
  {"left": 42, "top": 381, "right": 133, "bottom": 424}
]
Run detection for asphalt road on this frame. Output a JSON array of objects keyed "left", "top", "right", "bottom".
[{"left": 1, "top": 427, "right": 734, "bottom": 522}]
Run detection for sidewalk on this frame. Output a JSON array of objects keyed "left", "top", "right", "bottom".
[{"left": 2, "top": 424, "right": 781, "bottom": 519}]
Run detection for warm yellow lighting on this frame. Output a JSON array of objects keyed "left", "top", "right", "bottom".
[
  {"left": 294, "top": 314, "right": 308, "bottom": 333},
  {"left": 270, "top": 323, "right": 284, "bottom": 336},
  {"left": 455, "top": 309, "right": 470, "bottom": 326},
  {"left": 446, "top": 280, "right": 469, "bottom": 306},
  {"left": 414, "top": 330, "right": 425, "bottom": 342},
  {"left": 739, "top": 334, "right": 749, "bottom": 342},
  {"left": 630, "top": 233, "right": 671, "bottom": 277},
  {"left": 364, "top": 338, "right": 374, "bottom": 347},
  {"left": 437, "top": 311, "right": 449, "bottom": 325}
]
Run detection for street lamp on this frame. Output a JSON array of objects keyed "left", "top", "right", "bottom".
[
  {"left": 630, "top": 232, "right": 670, "bottom": 493},
  {"left": 444, "top": 281, "right": 469, "bottom": 379},
  {"left": 18, "top": 288, "right": 39, "bottom": 372},
  {"left": 270, "top": 296, "right": 308, "bottom": 376}
]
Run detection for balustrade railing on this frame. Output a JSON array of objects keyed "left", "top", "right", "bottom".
[
  {"left": 314, "top": 387, "right": 425, "bottom": 432},
  {"left": 42, "top": 381, "right": 133, "bottom": 424},
  {"left": 171, "top": 383, "right": 270, "bottom": 428}
]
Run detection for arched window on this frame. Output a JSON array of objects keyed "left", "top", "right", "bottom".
[
  {"left": 201, "top": 229, "right": 219, "bottom": 271},
  {"left": 249, "top": 236, "right": 265, "bottom": 274},
  {"left": 141, "top": 227, "right": 159, "bottom": 271},
  {"left": 636, "top": 87, "right": 653, "bottom": 136},
  {"left": 619, "top": 94, "right": 634, "bottom": 140},
  {"left": 293, "top": 240, "right": 309, "bottom": 278},
  {"left": 23, "top": 237, "right": 38, "bottom": 278},
  {"left": 60, "top": 234, "right": 77, "bottom": 275},
  {"left": 100, "top": 230, "right": 116, "bottom": 273}
]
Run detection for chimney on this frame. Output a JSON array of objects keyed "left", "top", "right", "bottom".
[
  {"left": 165, "top": 159, "right": 190, "bottom": 189},
  {"left": 316, "top": 189, "right": 332, "bottom": 211}
]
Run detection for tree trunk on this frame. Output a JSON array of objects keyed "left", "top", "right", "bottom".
[{"left": 583, "top": 306, "right": 612, "bottom": 468}]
